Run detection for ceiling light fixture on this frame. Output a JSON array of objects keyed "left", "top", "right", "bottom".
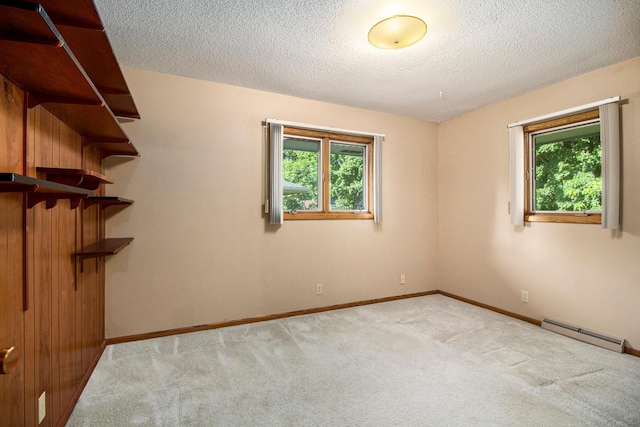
[{"left": 368, "top": 15, "right": 427, "bottom": 49}]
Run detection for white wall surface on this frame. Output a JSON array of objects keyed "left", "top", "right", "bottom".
[
  {"left": 438, "top": 57, "right": 640, "bottom": 350},
  {"left": 105, "top": 67, "right": 439, "bottom": 338},
  {"left": 106, "top": 58, "right": 639, "bottom": 352}
]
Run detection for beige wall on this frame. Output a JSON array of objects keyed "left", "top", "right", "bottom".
[
  {"left": 105, "top": 67, "right": 439, "bottom": 338},
  {"left": 107, "top": 58, "right": 639, "bottom": 350},
  {"left": 438, "top": 57, "right": 640, "bottom": 350}
]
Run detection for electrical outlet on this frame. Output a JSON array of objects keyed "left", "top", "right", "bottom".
[
  {"left": 400, "top": 274, "right": 406, "bottom": 285},
  {"left": 316, "top": 284, "right": 322, "bottom": 295},
  {"left": 38, "top": 391, "right": 46, "bottom": 424},
  {"left": 521, "top": 291, "right": 529, "bottom": 303}
]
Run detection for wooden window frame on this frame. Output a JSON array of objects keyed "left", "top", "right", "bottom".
[
  {"left": 524, "top": 109, "right": 601, "bottom": 224},
  {"left": 283, "top": 127, "right": 374, "bottom": 220}
]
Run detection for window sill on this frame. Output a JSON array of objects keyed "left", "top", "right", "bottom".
[
  {"left": 525, "top": 213, "right": 601, "bottom": 224},
  {"left": 284, "top": 212, "right": 374, "bottom": 220}
]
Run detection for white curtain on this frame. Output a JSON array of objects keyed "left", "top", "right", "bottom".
[
  {"left": 600, "top": 102, "right": 620, "bottom": 230},
  {"left": 269, "top": 124, "right": 283, "bottom": 225},
  {"left": 373, "top": 135, "right": 383, "bottom": 223},
  {"left": 509, "top": 126, "right": 525, "bottom": 226}
]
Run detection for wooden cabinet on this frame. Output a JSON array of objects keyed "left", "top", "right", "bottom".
[{"left": 0, "top": 1, "right": 138, "bottom": 425}]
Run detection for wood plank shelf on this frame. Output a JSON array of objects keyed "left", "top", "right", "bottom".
[
  {"left": 74, "top": 237, "right": 133, "bottom": 262},
  {"left": 55, "top": 24, "right": 140, "bottom": 119},
  {"left": 85, "top": 139, "right": 140, "bottom": 158},
  {"left": 37, "top": 167, "right": 112, "bottom": 190},
  {"left": 83, "top": 196, "right": 134, "bottom": 210},
  {"left": 0, "top": 1, "right": 139, "bottom": 157},
  {"left": 0, "top": 172, "right": 93, "bottom": 209},
  {"left": 0, "top": 1, "right": 138, "bottom": 425},
  {"left": 26, "top": 0, "right": 104, "bottom": 30},
  {"left": 31, "top": 0, "right": 140, "bottom": 118}
]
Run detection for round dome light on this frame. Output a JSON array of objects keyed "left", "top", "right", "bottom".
[{"left": 368, "top": 15, "right": 427, "bottom": 49}]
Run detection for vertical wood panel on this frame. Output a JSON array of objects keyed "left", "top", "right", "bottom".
[
  {"left": 0, "top": 72, "right": 26, "bottom": 427},
  {"left": 83, "top": 146, "right": 104, "bottom": 365},
  {"left": 34, "top": 106, "right": 54, "bottom": 427},
  {"left": 24, "top": 103, "right": 36, "bottom": 427},
  {"left": 49, "top": 117, "right": 61, "bottom": 425},
  {"left": 74, "top": 200, "right": 84, "bottom": 414},
  {"left": 57, "top": 124, "right": 81, "bottom": 417},
  {"left": 79, "top": 191, "right": 99, "bottom": 372}
]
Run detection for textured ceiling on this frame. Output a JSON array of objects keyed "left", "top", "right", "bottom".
[{"left": 93, "top": 0, "right": 640, "bottom": 122}]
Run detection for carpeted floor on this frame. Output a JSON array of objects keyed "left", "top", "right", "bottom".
[{"left": 66, "top": 294, "right": 640, "bottom": 426}]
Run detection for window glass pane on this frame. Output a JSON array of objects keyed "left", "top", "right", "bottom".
[
  {"left": 533, "top": 123, "right": 601, "bottom": 212},
  {"left": 330, "top": 142, "right": 365, "bottom": 211},
  {"left": 283, "top": 137, "right": 320, "bottom": 211}
]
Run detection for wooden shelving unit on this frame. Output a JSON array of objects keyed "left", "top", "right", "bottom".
[
  {"left": 0, "top": 172, "right": 93, "bottom": 209},
  {"left": 0, "top": 1, "right": 139, "bottom": 158},
  {"left": 32, "top": 0, "right": 140, "bottom": 118},
  {"left": 74, "top": 237, "right": 134, "bottom": 263},
  {"left": 36, "top": 167, "right": 113, "bottom": 190},
  {"left": 0, "top": 1, "right": 138, "bottom": 424},
  {"left": 84, "top": 196, "right": 134, "bottom": 210},
  {"left": 55, "top": 26, "right": 140, "bottom": 119},
  {"left": 85, "top": 139, "right": 139, "bottom": 158}
]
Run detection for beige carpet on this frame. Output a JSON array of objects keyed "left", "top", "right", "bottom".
[{"left": 66, "top": 294, "right": 640, "bottom": 426}]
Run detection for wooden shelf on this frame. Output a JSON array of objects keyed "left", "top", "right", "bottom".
[
  {"left": 0, "top": 2, "right": 139, "bottom": 157},
  {"left": 26, "top": 0, "right": 104, "bottom": 30},
  {"left": 36, "top": 167, "right": 112, "bottom": 190},
  {"left": 33, "top": 0, "right": 140, "bottom": 118},
  {"left": 84, "top": 196, "right": 134, "bottom": 210},
  {"left": 74, "top": 237, "right": 133, "bottom": 262},
  {"left": 0, "top": 172, "right": 93, "bottom": 209},
  {"left": 85, "top": 139, "right": 140, "bottom": 158},
  {"left": 56, "top": 25, "right": 140, "bottom": 119}
]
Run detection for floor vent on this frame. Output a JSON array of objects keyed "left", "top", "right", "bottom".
[{"left": 541, "top": 318, "right": 625, "bottom": 353}]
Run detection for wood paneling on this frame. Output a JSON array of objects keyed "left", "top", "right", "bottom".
[
  {"left": 57, "top": 124, "right": 81, "bottom": 420},
  {"left": 0, "top": 72, "right": 26, "bottom": 427},
  {"left": 33, "top": 105, "right": 55, "bottom": 427},
  {"left": 1, "top": 76, "right": 107, "bottom": 426},
  {"left": 23, "top": 100, "right": 36, "bottom": 427}
]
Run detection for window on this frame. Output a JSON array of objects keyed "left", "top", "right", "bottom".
[
  {"left": 282, "top": 127, "right": 373, "bottom": 220},
  {"left": 524, "top": 110, "right": 602, "bottom": 224},
  {"left": 269, "top": 120, "right": 383, "bottom": 224},
  {"left": 508, "top": 97, "right": 620, "bottom": 229},
  {"left": 283, "top": 137, "right": 321, "bottom": 212}
]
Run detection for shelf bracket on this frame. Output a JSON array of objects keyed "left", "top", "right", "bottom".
[
  {"left": 77, "top": 256, "right": 85, "bottom": 274},
  {"left": 83, "top": 196, "right": 133, "bottom": 210},
  {"left": 27, "top": 93, "right": 103, "bottom": 109},
  {"left": 26, "top": 193, "right": 87, "bottom": 209},
  {"left": 70, "top": 197, "right": 84, "bottom": 209},
  {"left": 41, "top": 175, "right": 84, "bottom": 188}
]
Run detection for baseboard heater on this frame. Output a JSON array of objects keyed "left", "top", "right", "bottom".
[{"left": 541, "top": 318, "right": 625, "bottom": 353}]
